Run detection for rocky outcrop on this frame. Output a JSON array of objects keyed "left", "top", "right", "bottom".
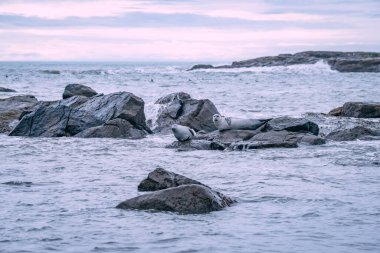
[
  {"left": 138, "top": 167, "right": 205, "bottom": 191},
  {"left": 10, "top": 92, "right": 150, "bottom": 138},
  {"left": 0, "top": 87, "right": 16, "bottom": 92},
  {"left": 326, "top": 126, "right": 380, "bottom": 141},
  {"left": 188, "top": 51, "right": 380, "bottom": 72},
  {"left": 250, "top": 130, "right": 326, "bottom": 145},
  {"left": 62, "top": 83, "right": 97, "bottom": 99},
  {"left": 154, "top": 92, "right": 219, "bottom": 133},
  {"left": 328, "top": 102, "right": 380, "bottom": 118},
  {"left": 264, "top": 117, "right": 319, "bottom": 135},
  {"left": 116, "top": 184, "right": 233, "bottom": 214},
  {"left": 0, "top": 95, "right": 38, "bottom": 133}
]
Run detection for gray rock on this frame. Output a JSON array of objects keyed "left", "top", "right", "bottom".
[
  {"left": 116, "top": 184, "right": 233, "bottom": 214},
  {"left": 230, "top": 141, "right": 298, "bottom": 150},
  {"left": 341, "top": 102, "right": 380, "bottom": 118},
  {"left": 328, "top": 58, "right": 380, "bottom": 72},
  {"left": 326, "top": 126, "right": 380, "bottom": 141},
  {"left": 0, "top": 87, "right": 16, "bottom": 92},
  {"left": 187, "top": 64, "right": 214, "bottom": 71},
  {"left": 0, "top": 95, "right": 38, "bottom": 133},
  {"left": 265, "top": 117, "right": 319, "bottom": 135},
  {"left": 10, "top": 92, "right": 150, "bottom": 138},
  {"left": 250, "top": 130, "right": 326, "bottom": 145},
  {"left": 188, "top": 51, "right": 380, "bottom": 73},
  {"left": 62, "top": 83, "right": 97, "bottom": 99},
  {"left": 154, "top": 92, "right": 219, "bottom": 133},
  {"left": 138, "top": 167, "right": 205, "bottom": 191},
  {"left": 75, "top": 118, "right": 146, "bottom": 139},
  {"left": 165, "top": 140, "right": 226, "bottom": 151}
]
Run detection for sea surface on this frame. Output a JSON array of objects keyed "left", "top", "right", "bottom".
[{"left": 0, "top": 61, "right": 379, "bottom": 253}]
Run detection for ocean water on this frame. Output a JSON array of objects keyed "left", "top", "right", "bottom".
[{"left": 0, "top": 61, "right": 379, "bottom": 253}]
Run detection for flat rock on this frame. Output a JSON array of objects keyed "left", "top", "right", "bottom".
[
  {"left": 265, "top": 117, "right": 319, "bottom": 135},
  {"left": 250, "top": 130, "right": 326, "bottom": 145},
  {"left": 230, "top": 141, "right": 298, "bottom": 150},
  {"left": 195, "top": 127, "right": 265, "bottom": 143},
  {"left": 326, "top": 126, "right": 380, "bottom": 141},
  {"left": 0, "top": 87, "right": 16, "bottom": 92},
  {"left": 138, "top": 167, "right": 205, "bottom": 191},
  {"left": 116, "top": 184, "right": 233, "bottom": 214},
  {"left": 165, "top": 140, "right": 226, "bottom": 151},
  {"left": 62, "top": 83, "right": 97, "bottom": 99},
  {"left": 154, "top": 92, "right": 219, "bottom": 133}
]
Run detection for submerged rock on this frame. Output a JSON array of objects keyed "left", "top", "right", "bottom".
[
  {"left": 2, "top": 181, "right": 32, "bottom": 187},
  {"left": 138, "top": 167, "right": 205, "bottom": 191},
  {"left": 154, "top": 92, "right": 219, "bottom": 133},
  {"left": 326, "top": 126, "right": 380, "bottom": 141},
  {"left": 62, "top": 83, "right": 97, "bottom": 99},
  {"left": 10, "top": 92, "right": 150, "bottom": 138},
  {"left": 116, "top": 184, "right": 233, "bottom": 214},
  {"left": 230, "top": 141, "right": 298, "bottom": 150},
  {"left": 0, "top": 95, "right": 38, "bottom": 134},
  {"left": 0, "top": 87, "right": 16, "bottom": 92},
  {"left": 264, "top": 117, "right": 319, "bottom": 135}
]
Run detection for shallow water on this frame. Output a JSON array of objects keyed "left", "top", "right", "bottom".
[{"left": 0, "top": 62, "right": 379, "bottom": 253}]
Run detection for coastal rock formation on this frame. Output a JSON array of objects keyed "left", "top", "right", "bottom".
[
  {"left": 326, "top": 126, "right": 380, "bottom": 141},
  {"left": 154, "top": 92, "right": 219, "bottom": 133},
  {"left": 264, "top": 117, "right": 319, "bottom": 135},
  {"left": 138, "top": 167, "right": 205, "bottom": 191},
  {"left": 188, "top": 51, "right": 380, "bottom": 72},
  {"left": 10, "top": 92, "right": 150, "bottom": 138},
  {"left": 0, "top": 87, "right": 16, "bottom": 92},
  {"left": 329, "top": 102, "right": 380, "bottom": 118},
  {"left": 116, "top": 184, "right": 233, "bottom": 214},
  {"left": 0, "top": 95, "right": 38, "bottom": 133},
  {"left": 167, "top": 116, "right": 324, "bottom": 151},
  {"left": 62, "top": 83, "right": 98, "bottom": 99}
]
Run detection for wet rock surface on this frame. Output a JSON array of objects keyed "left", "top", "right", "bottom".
[
  {"left": 138, "top": 167, "right": 205, "bottom": 191},
  {"left": 62, "top": 83, "right": 97, "bottom": 99},
  {"left": 0, "top": 95, "right": 38, "bottom": 134},
  {"left": 264, "top": 117, "right": 319, "bottom": 135},
  {"left": 154, "top": 92, "right": 219, "bottom": 133},
  {"left": 165, "top": 140, "right": 226, "bottom": 151},
  {"left": 0, "top": 87, "right": 16, "bottom": 92},
  {"left": 326, "top": 126, "right": 380, "bottom": 141},
  {"left": 10, "top": 92, "right": 150, "bottom": 138},
  {"left": 117, "top": 184, "right": 233, "bottom": 214}
]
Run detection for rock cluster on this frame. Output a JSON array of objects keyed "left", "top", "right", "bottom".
[
  {"left": 328, "top": 102, "right": 380, "bottom": 118},
  {"left": 117, "top": 168, "right": 234, "bottom": 214},
  {"left": 188, "top": 51, "right": 380, "bottom": 72}
]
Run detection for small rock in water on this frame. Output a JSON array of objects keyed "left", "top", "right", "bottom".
[
  {"left": 0, "top": 87, "right": 16, "bottom": 92},
  {"left": 3, "top": 181, "right": 32, "bottom": 187}
]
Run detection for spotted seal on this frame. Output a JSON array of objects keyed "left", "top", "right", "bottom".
[
  {"left": 171, "top": 124, "right": 196, "bottom": 142},
  {"left": 212, "top": 114, "right": 270, "bottom": 131}
]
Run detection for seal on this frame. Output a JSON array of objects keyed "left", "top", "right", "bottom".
[
  {"left": 171, "top": 124, "right": 196, "bottom": 142},
  {"left": 212, "top": 114, "right": 270, "bottom": 131}
]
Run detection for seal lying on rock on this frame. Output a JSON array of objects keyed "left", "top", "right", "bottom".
[
  {"left": 171, "top": 124, "right": 196, "bottom": 142},
  {"left": 212, "top": 114, "right": 270, "bottom": 131}
]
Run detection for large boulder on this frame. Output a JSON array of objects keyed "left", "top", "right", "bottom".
[
  {"left": 10, "top": 92, "right": 150, "bottom": 138},
  {"left": 154, "top": 92, "right": 219, "bottom": 133},
  {"left": 138, "top": 167, "right": 205, "bottom": 191},
  {"left": 62, "top": 83, "right": 97, "bottom": 99},
  {"left": 326, "top": 126, "right": 380, "bottom": 141},
  {"left": 116, "top": 184, "right": 233, "bottom": 214},
  {"left": 264, "top": 117, "right": 319, "bottom": 135},
  {"left": 0, "top": 95, "right": 38, "bottom": 133},
  {"left": 340, "top": 102, "right": 380, "bottom": 118}
]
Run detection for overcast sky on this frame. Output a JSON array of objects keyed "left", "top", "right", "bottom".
[{"left": 0, "top": 0, "right": 379, "bottom": 62}]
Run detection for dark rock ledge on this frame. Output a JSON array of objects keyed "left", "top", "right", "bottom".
[{"left": 188, "top": 51, "right": 380, "bottom": 72}]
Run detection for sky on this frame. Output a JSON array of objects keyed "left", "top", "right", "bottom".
[{"left": 0, "top": 0, "right": 379, "bottom": 62}]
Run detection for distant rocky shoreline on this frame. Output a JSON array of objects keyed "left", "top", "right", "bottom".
[{"left": 188, "top": 51, "right": 380, "bottom": 72}]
